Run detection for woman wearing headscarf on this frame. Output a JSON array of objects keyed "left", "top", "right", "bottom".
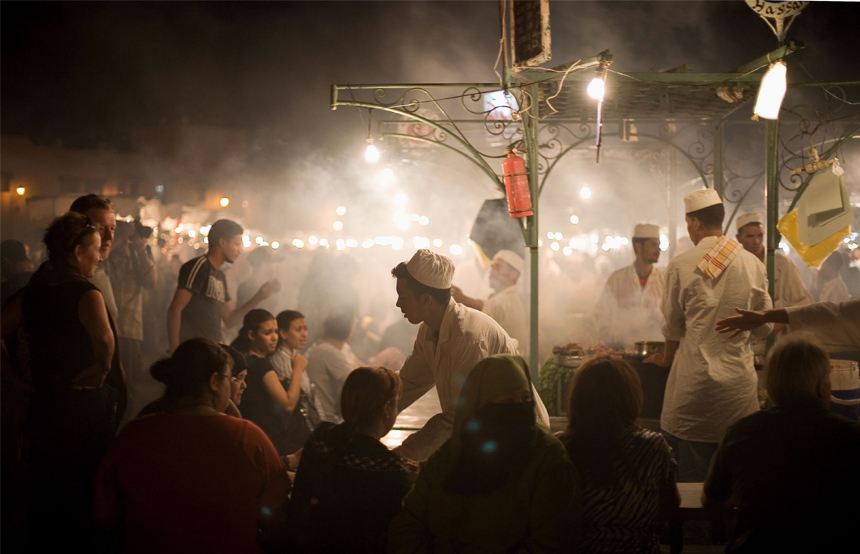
[{"left": 389, "top": 354, "right": 581, "bottom": 553}]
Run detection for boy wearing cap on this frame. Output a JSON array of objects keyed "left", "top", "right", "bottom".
[
  {"left": 735, "top": 212, "right": 812, "bottom": 311},
  {"left": 592, "top": 224, "right": 665, "bottom": 347},
  {"left": 451, "top": 249, "right": 529, "bottom": 356},
  {"left": 391, "top": 249, "right": 549, "bottom": 461},
  {"left": 645, "top": 189, "right": 772, "bottom": 481}
]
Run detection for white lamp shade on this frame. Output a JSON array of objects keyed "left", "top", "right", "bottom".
[
  {"left": 753, "top": 62, "right": 787, "bottom": 120},
  {"left": 364, "top": 142, "right": 380, "bottom": 163},
  {"left": 587, "top": 77, "right": 605, "bottom": 101}
]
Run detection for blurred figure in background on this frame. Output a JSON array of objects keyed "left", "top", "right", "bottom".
[
  {"left": 559, "top": 355, "right": 679, "bottom": 553},
  {"left": 237, "top": 246, "right": 280, "bottom": 314},
  {"left": 813, "top": 251, "right": 851, "bottom": 303},
  {"left": 1, "top": 239, "right": 34, "bottom": 307},
  {"left": 305, "top": 311, "right": 362, "bottom": 423}
]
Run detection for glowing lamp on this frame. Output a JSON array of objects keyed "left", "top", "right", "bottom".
[
  {"left": 364, "top": 138, "right": 380, "bottom": 163},
  {"left": 16, "top": 186, "right": 25, "bottom": 196},
  {"left": 587, "top": 77, "right": 605, "bottom": 101},
  {"left": 219, "top": 197, "right": 230, "bottom": 207},
  {"left": 753, "top": 62, "right": 787, "bottom": 120}
]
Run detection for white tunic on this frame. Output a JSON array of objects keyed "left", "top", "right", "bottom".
[
  {"left": 786, "top": 299, "right": 860, "bottom": 352},
  {"left": 772, "top": 253, "right": 814, "bottom": 310},
  {"left": 304, "top": 342, "right": 355, "bottom": 422},
  {"left": 817, "top": 275, "right": 851, "bottom": 304},
  {"left": 396, "top": 299, "right": 549, "bottom": 461},
  {"left": 661, "top": 236, "right": 773, "bottom": 443},
  {"left": 482, "top": 285, "right": 529, "bottom": 356},
  {"left": 593, "top": 264, "right": 665, "bottom": 346}
]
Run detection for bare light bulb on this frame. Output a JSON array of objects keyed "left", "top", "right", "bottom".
[
  {"left": 364, "top": 138, "right": 380, "bottom": 163},
  {"left": 587, "top": 77, "right": 605, "bottom": 101},
  {"left": 753, "top": 62, "right": 787, "bottom": 120}
]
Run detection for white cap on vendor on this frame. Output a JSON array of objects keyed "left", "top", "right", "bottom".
[
  {"left": 633, "top": 224, "right": 661, "bottom": 239},
  {"left": 736, "top": 212, "right": 764, "bottom": 232},
  {"left": 684, "top": 189, "right": 722, "bottom": 213},
  {"left": 406, "top": 249, "right": 455, "bottom": 289},
  {"left": 492, "top": 250, "right": 524, "bottom": 273}
]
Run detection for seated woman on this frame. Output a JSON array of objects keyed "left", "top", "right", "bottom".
[
  {"left": 93, "top": 338, "right": 289, "bottom": 554},
  {"left": 287, "top": 366, "right": 412, "bottom": 553},
  {"left": 558, "top": 355, "right": 680, "bottom": 554},
  {"left": 389, "top": 354, "right": 580, "bottom": 553},
  {"left": 232, "top": 309, "right": 307, "bottom": 455}
]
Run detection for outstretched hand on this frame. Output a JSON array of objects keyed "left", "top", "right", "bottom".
[{"left": 715, "top": 308, "right": 766, "bottom": 338}]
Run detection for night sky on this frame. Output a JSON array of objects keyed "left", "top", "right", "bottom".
[{"left": 3, "top": 1, "right": 859, "bottom": 168}]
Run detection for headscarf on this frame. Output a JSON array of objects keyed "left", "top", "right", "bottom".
[{"left": 444, "top": 354, "right": 537, "bottom": 495}]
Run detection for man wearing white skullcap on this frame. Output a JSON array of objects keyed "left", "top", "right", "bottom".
[
  {"left": 391, "top": 249, "right": 549, "bottom": 461},
  {"left": 645, "top": 189, "right": 772, "bottom": 482},
  {"left": 735, "top": 212, "right": 812, "bottom": 344},
  {"left": 451, "top": 249, "right": 529, "bottom": 356},
  {"left": 592, "top": 224, "right": 666, "bottom": 346}
]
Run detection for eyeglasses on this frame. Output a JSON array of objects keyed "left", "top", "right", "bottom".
[
  {"left": 74, "top": 219, "right": 98, "bottom": 246},
  {"left": 214, "top": 373, "right": 242, "bottom": 384}
]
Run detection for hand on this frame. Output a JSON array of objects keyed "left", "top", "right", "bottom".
[
  {"left": 286, "top": 449, "right": 303, "bottom": 470},
  {"left": 291, "top": 351, "right": 308, "bottom": 374},
  {"left": 644, "top": 352, "right": 672, "bottom": 367},
  {"left": 257, "top": 279, "right": 281, "bottom": 300},
  {"left": 715, "top": 308, "right": 767, "bottom": 338},
  {"left": 71, "top": 364, "right": 108, "bottom": 390},
  {"left": 450, "top": 285, "right": 466, "bottom": 304}
]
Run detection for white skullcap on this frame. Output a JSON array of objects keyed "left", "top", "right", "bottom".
[
  {"left": 684, "top": 189, "right": 722, "bottom": 213},
  {"left": 736, "top": 212, "right": 764, "bottom": 231},
  {"left": 405, "top": 249, "right": 454, "bottom": 289},
  {"left": 633, "top": 224, "right": 660, "bottom": 239},
  {"left": 492, "top": 250, "right": 524, "bottom": 273}
]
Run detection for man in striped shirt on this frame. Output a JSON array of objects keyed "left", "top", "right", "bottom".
[{"left": 167, "top": 219, "right": 279, "bottom": 353}]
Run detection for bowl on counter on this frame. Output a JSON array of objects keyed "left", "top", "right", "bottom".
[{"left": 553, "top": 353, "right": 585, "bottom": 368}]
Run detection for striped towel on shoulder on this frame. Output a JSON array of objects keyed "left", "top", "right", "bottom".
[{"left": 696, "top": 236, "right": 741, "bottom": 279}]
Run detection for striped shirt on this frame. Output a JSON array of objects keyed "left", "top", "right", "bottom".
[{"left": 177, "top": 255, "right": 230, "bottom": 344}]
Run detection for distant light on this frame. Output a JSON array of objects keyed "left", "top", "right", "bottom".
[
  {"left": 394, "top": 192, "right": 407, "bottom": 206},
  {"left": 336, "top": 239, "right": 346, "bottom": 250},
  {"left": 319, "top": 238, "right": 329, "bottom": 248},
  {"left": 547, "top": 232, "right": 554, "bottom": 240},
  {"left": 362, "top": 239, "right": 374, "bottom": 249},
  {"left": 602, "top": 243, "right": 610, "bottom": 251},
  {"left": 178, "top": 238, "right": 184, "bottom": 244},
  {"left": 554, "top": 232, "right": 562, "bottom": 240},
  {"left": 292, "top": 239, "right": 304, "bottom": 249},
  {"left": 418, "top": 216, "right": 429, "bottom": 226},
  {"left": 333, "top": 221, "right": 343, "bottom": 231},
  {"left": 392, "top": 237, "right": 404, "bottom": 251},
  {"left": 155, "top": 185, "right": 164, "bottom": 194},
  {"left": 753, "top": 61, "right": 787, "bottom": 120},
  {"left": 364, "top": 141, "right": 380, "bottom": 163},
  {"left": 449, "top": 244, "right": 463, "bottom": 256},
  {"left": 621, "top": 238, "right": 629, "bottom": 245},
  {"left": 580, "top": 186, "right": 592, "bottom": 199},
  {"left": 336, "top": 206, "right": 347, "bottom": 216},
  {"left": 563, "top": 247, "right": 572, "bottom": 256},
  {"left": 538, "top": 240, "right": 543, "bottom": 247},
  {"left": 412, "top": 236, "right": 430, "bottom": 250},
  {"left": 242, "top": 200, "right": 249, "bottom": 208},
  {"left": 590, "top": 234, "right": 598, "bottom": 243},
  {"left": 220, "top": 197, "right": 230, "bottom": 207},
  {"left": 271, "top": 241, "right": 280, "bottom": 249},
  {"left": 409, "top": 213, "right": 420, "bottom": 222},
  {"left": 380, "top": 168, "right": 395, "bottom": 186},
  {"left": 660, "top": 234, "right": 669, "bottom": 252},
  {"left": 200, "top": 225, "right": 211, "bottom": 236},
  {"left": 308, "top": 236, "right": 318, "bottom": 245},
  {"left": 242, "top": 235, "right": 251, "bottom": 247},
  {"left": 570, "top": 215, "right": 579, "bottom": 224},
  {"left": 255, "top": 236, "right": 264, "bottom": 245},
  {"left": 203, "top": 237, "right": 208, "bottom": 244},
  {"left": 587, "top": 77, "right": 605, "bottom": 101},
  {"left": 193, "top": 244, "right": 200, "bottom": 249},
  {"left": 188, "top": 230, "right": 196, "bottom": 238},
  {"left": 432, "top": 238, "right": 443, "bottom": 247},
  {"left": 551, "top": 242, "right": 559, "bottom": 251},
  {"left": 15, "top": 186, "right": 25, "bottom": 196},
  {"left": 346, "top": 239, "right": 358, "bottom": 248}
]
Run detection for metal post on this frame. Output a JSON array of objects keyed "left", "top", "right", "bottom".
[
  {"left": 522, "top": 82, "right": 541, "bottom": 380},
  {"left": 667, "top": 148, "right": 678, "bottom": 259},
  {"left": 765, "top": 120, "right": 779, "bottom": 350},
  {"left": 714, "top": 121, "right": 724, "bottom": 199}
]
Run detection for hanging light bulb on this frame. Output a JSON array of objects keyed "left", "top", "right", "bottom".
[
  {"left": 364, "top": 137, "right": 380, "bottom": 163},
  {"left": 753, "top": 61, "right": 787, "bottom": 120},
  {"left": 587, "top": 77, "right": 605, "bottom": 101}
]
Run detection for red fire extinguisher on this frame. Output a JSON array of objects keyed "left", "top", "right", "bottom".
[{"left": 502, "top": 151, "right": 534, "bottom": 218}]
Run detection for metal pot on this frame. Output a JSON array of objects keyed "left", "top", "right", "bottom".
[
  {"left": 554, "top": 353, "right": 584, "bottom": 369},
  {"left": 634, "top": 341, "right": 665, "bottom": 357}
]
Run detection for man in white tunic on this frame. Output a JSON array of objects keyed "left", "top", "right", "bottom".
[
  {"left": 593, "top": 224, "right": 665, "bottom": 346},
  {"left": 391, "top": 249, "right": 549, "bottom": 461},
  {"left": 646, "top": 189, "right": 772, "bottom": 481},
  {"left": 451, "top": 249, "right": 529, "bottom": 356}
]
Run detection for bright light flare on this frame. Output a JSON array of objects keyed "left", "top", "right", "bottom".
[
  {"left": 188, "top": 230, "right": 196, "bottom": 238},
  {"left": 308, "top": 236, "right": 318, "bottom": 245},
  {"left": 319, "top": 238, "right": 330, "bottom": 248},
  {"left": 432, "top": 239, "right": 443, "bottom": 247},
  {"left": 449, "top": 244, "right": 463, "bottom": 256},
  {"left": 362, "top": 239, "right": 374, "bottom": 249},
  {"left": 364, "top": 141, "right": 380, "bottom": 163},
  {"left": 587, "top": 77, "right": 605, "bottom": 101},
  {"left": 336, "top": 206, "right": 347, "bottom": 216},
  {"left": 333, "top": 221, "right": 343, "bottom": 231},
  {"left": 255, "top": 236, "right": 264, "bottom": 245},
  {"left": 292, "top": 239, "right": 304, "bottom": 249},
  {"left": 394, "top": 192, "right": 407, "bottom": 206},
  {"left": 15, "top": 187, "right": 25, "bottom": 196},
  {"left": 219, "top": 197, "right": 230, "bottom": 207},
  {"left": 754, "top": 61, "right": 787, "bottom": 120},
  {"left": 580, "top": 186, "right": 592, "bottom": 199},
  {"left": 271, "top": 241, "right": 280, "bottom": 249},
  {"left": 380, "top": 168, "right": 395, "bottom": 186},
  {"left": 570, "top": 215, "right": 579, "bottom": 225},
  {"left": 418, "top": 216, "right": 429, "bottom": 226},
  {"left": 660, "top": 234, "right": 669, "bottom": 252}
]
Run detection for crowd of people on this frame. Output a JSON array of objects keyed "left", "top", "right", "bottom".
[{"left": 1, "top": 191, "right": 859, "bottom": 553}]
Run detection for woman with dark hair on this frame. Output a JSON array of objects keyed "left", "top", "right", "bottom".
[
  {"left": 233, "top": 309, "right": 307, "bottom": 455},
  {"left": 389, "top": 354, "right": 580, "bottom": 553},
  {"left": 93, "top": 338, "right": 289, "bottom": 553},
  {"left": 20, "top": 212, "right": 120, "bottom": 549},
  {"left": 288, "top": 366, "right": 411, "bottom": 552},
  {"left": 270, "top": 310, "right": 323, "bottom": 433},
  {"left": 559, "top": 355, "right": 680, "bottom": 554}
]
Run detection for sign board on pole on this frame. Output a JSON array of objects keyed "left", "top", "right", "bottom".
[{"left": 512, "top": 0, "right": 551, "bottom": 68}]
